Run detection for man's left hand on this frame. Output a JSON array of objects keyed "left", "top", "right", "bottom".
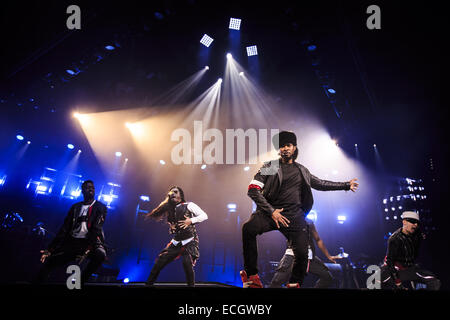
[{"left": 349, "top": 178, "right": 359, "bottom": 192}]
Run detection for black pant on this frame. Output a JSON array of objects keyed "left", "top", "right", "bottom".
[
  {"left": 242, "top": 211, "right": 309, "bottom": 285},
  {"left": 146, "top": 241, "right": 197, "bottom": 287},
  {"left": 36, "top": 238, "right": 106, "bottom": 284},
  {"left": 380, "top": 264, "right": 440, "bottom": 290},
  {"left": 269, "top": 255, "right": 333, "bottom": 288}
]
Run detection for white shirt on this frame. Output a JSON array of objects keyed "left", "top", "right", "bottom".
[
  {"left": 72, "top": 200, "right": 96, "bottom": 238},
  {"left": 171, "top": 202, "right": 208, "bottom": 246}
]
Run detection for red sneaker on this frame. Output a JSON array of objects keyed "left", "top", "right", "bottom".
[
  {"left": 286, "top": 283, "right": 300, "bottom": 288},
  {"left": 240, "top": 270, "right": 264, "bottom": 288}
]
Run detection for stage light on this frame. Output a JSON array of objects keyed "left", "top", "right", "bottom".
[
  {"left": 201, "top": 164, "right": 207, "bottom": 170},
  {"left": 307, "top": 44, "right": 317, "bottom": 51},
  {"left": 229, "top": 18, "right": 241, "bottom": 30},
  {"left": 66, "top": 69, "right": 76, "bottom": 75},
  {"left": 205, "top": 66, "right": 209, "bottom": 70},
  {"left": 105, "top": 45, "right": 115, "bottom": 50},
  {"left": 123, "top": 278, "right": 130, "bottom": 284},
  {"left": 200, "top": 34, "right": 214, "bottom": 47},
  {"left": 328, "top": 88, "right": 336, "bottom": 94},
  {"left": 160, "top": 160, "right": 166, "bottom": 165},
  {"left": 239, "top": 72, "right": 244, "bottom": 76},
  {"left": 36, "top": 185, "right": 48, "bottom": 193},
  {"left": 373, "top": 144, "right": 377, "bottom": 148},
  {"left": 354, "top": 144, "right": 358, "bottom": 147},
  {"left": 227, "top": 203, "right": 237, "bottom": 212},
  {"left": 78, "top": 149, "right": 82, "bottom": 153},
  {"left": 16, "top": 135, "right": 24, "bottom": 141},
  {"left": 306, "top": 210, "right": 317, "bottom": 222},
  {"left": 67, "top": 144, "right": 74, "bottom": 149},
  {"left": 102, "top": 195, "right": 113, "bottom": 203},
  {"left": 244, "top": 166, "right": 250, "bottom": 171},
  {"left": 71, "top": 190, "right": 81, "bottom": 198},
  {"left": 0, "top": 175, "right": 6, "bottom": 186},
  {"left": 27, "top": 141, "right": 31, "bottom": 144},
  {"left": 140, "top": 195, "right": 150, "bottom": 202},
  {"left": 246, "top": 45, "right": 258, "bottom": 56},
  {"left": 217, "top": 78, "right": 223, "bottom": 84},
  {"left": 226, "top": 53, "right": 232, "bottom": 59},
  {"left": 337, "top": 215, "right": 346, "bottom": 224},
  {"left": 115, "top": 151, "right": 122, "bottom": 157},
  {"left": 332, "top": 169, "right": 338, "bottom": 175},
  {"left": 125, "top": 158, "right": 129, "bottom": 162},
  {"left": 125, "top": 122, "right": 144, "bottom": 136}
]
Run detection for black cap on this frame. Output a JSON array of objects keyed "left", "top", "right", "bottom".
[{"left": 272, "top": 131, "right": 297, "bottom": 149}]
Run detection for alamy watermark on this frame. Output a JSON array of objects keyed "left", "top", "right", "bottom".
[{"left": 171, "top": 121, "right": 279, "bottom": 170}]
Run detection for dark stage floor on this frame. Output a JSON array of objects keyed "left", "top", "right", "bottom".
[{"left": 3, "top": 282, "right": 448, "bottom": 316}]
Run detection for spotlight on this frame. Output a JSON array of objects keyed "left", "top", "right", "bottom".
[
  {"left": 123, "top": 278, "right": 130, "bottom": 284},
  {"left": 246, "top": 45, "right": 258, "bottom": 56},
  {"left": 373, "top": 144, "right": 377, "bottom": 148},
  {"left": 229, "top": 18, "right": 241, "bottom": 30},
  {"left": 115, "top": 151, "right": 122, "bottom": 157},
  {"left": 78, "top": 149, "right": 82, "bottom": 153},
  {"left": 125, "top": 158, "right": 129, "bottom": 162},
  {"left": 73, "top": 112, "right": 80, "bottom": 118},
  {"left": 307, "top": 44, "right": 317, "bottom": 51},
  {"left": 160, "top": 160, "right": 166, "bottom": 165},
  {"left": 204, "top": 66, "right": 209, "bottom": 70},
  {"left": 227, "top": 203, "right": 237, "bottom": 212},
  {"left": 244, "top": 166, "right": 250, "bottom": 171},
  {"left": 239, "top": 72, "right": 244, "bottom": 76},
  {"left": 327, "top": 88, "right": 336, "bottom": 94},
  {"left": 140, "top": 195, "right": 150, "bottom": 202},
  {"left": 27, "top": 141, "right": 31, "bottom": 144},
  {"left": 354, "top": 144, "right": 358, "bottom": 147},
  {"left": 66, "top": 69, "right": 76, "bottom": 75},
  {"left": 337, "top": 215, "right": 347, "bottom": 224},
  {"left": 105, "top": 45, "right": 115, "bottom": 50},
  {"left": 200, "top": 34, "right": 214, "bottom": 47},
  {"left": 67, "top": 144, "right": 74, "bottom": 149},
  {"left": 16, "top": 135, "right": 24, "bottom": 141},
  {"left": 226, "top": 53, "right": 232, "bottom": 59},
  {"left": 201, "top": 164, "right": 207, "bottom": 170},
  {"left": 306, "top": 210, "right": 317, "bottom": 222},
  {"left": 217, "top": 78, "right": 223, "bottom": 84}
]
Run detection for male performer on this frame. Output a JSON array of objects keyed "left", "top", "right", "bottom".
[
  {"left": 241, "top": 131, "right": 358, "bottom": 288},
  {"left": 36, "top": 180, "right": 107, "bottom": 285},
  {"left": 144, "top": 186, "right": 208, "bottom": 287},
  {"left": 269, "top": 218, "right": 340, "bottom": 288},
  {"left": 379, "top": 211, "right": 440, "bottom": 290}
]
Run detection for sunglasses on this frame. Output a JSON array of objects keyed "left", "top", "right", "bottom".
[{"left": 405, "top": 218, "right": 419, "bottom": 225}]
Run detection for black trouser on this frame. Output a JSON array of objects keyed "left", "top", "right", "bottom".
[
  {"left": 380, "top": 264, "right": 440, "bottom": 290},
  {"left": 35, "top": 238, "right": 106, "bottom": 284},
  {"left": 269, "top": 255, "right": 333, "bottom": 288},
  {"left": 242, "top": 211, "right": 309, "bottom": 285},
  {"left": 146, "top": 241, "right": 197, "bottom": 287}
]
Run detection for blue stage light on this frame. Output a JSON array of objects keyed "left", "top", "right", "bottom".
[
  {"left": 66, "top": 69, "right": 76, "bottom": 75},
  {"left": 140, "top": 195, "right": 150, "bottom": 202},
  {"left": 0, "top": 175, "right": 6, "bottom": 186},
  {"left": 105, "top": 45, "right": 115, "bottom": 50},
  {"left": 328, "top": 88, "right": 336, "bottom": 94},
  {"left": 229, "top": 18, "right": 242, "bottom": 30},
  {"left": 67, "top": 144, "right": 74, "bottom": 149},
  {"left": 123, "top": 278, "right": 130, "bottom": 283},
  {"left": 307, "top": 45, "right": 317, "bottom": 51},
  {"left": 246, "top": 45, "right": 258, "bottom": 57},
  {"left": 200, "top": 34, "right": 214, "bottom": 47},
  {"left": 306, "top": 210, "right": 318, "bottom": 222},
  {"left": 16, "top": 135, "right": 24, "bottom": 141}
]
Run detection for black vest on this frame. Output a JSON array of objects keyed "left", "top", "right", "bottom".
[{"left": 168, "top": 203, "right": 198, "bottom": 242}]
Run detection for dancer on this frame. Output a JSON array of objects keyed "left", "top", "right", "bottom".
[
  {"left": 269, "top": 218, "right": 340, "bottom": 288},
  {"left": 36, "top": 180, "right": 107, "bottom": 285},
  {"left": 145, "top": 186, "right": 208, "bottom": 287},
  {"left": 379, "top": 211, "right": 440, "bottom": 290},
  {"left": 241, "top": 131, "right": 358, "bottom": 288}
]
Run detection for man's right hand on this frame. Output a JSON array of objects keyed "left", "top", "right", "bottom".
[
  {"left": 40, "top": 250, "right": 51, "bottom": 263},
  {"left": 271, "top": 208, "right": 290, "bottom": 228}
]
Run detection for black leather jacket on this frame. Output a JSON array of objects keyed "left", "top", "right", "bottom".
[
  {"left": 248, "top": 159, "right": 350, "bottom": 216},
  {"left": 48, "top": 200, "right": 107, "bottom": 252}
]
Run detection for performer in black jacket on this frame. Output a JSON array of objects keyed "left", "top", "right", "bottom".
[
  {"left": 144, "top": 186, "right": 208, "bottom": 287},
  {"left": 379, "top": 211, "right": 440, "bottom": 290},
  {"left": 36, "top": 180, "right": 107, "bottom": 284},
  {"left": 241, "top": 131, "right": 358, "bottom": 288}
]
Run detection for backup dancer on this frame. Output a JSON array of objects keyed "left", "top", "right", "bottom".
[{"left": 144, "top": 186, "right": 208, "bottom": 287}]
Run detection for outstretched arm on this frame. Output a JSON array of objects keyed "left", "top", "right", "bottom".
[{"left": 310, "top": 175, "right": 358, "bottom": 192}]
